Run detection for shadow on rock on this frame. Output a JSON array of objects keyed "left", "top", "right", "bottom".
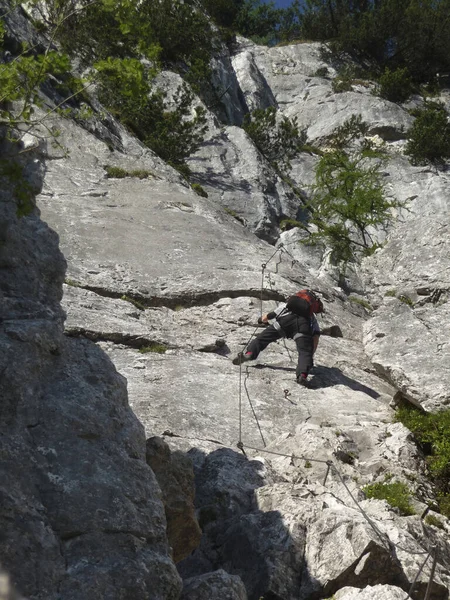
[
  {"left": 309, "top": 366, "right": 380, "bottom": 399},
  {"left": 177, "top": 447, "right": 306, "bottom": 600}
]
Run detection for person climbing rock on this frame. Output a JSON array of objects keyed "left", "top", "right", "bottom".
[{"left": 232, "top": 290, "right": 324, "bottom": 386}]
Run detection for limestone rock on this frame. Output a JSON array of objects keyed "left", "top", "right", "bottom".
[
  {"left": 334, "top": 584, "right": 406, "bottom": 599},
  {"left": 0, "top": 144, "right": 181, "bottom": 598},
  {"left": 181, "top": 570, "right": 247, "bottom": 600},
  {"left": 146, "top": 436, "right": 202, "bottom": 563}
]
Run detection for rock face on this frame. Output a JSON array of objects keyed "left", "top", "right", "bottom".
[
  {"left": 0, "top": 140, "right": 181, "bottom": 598},
  {"left": 146, "top": 437, "right": 202, "bottom": 563},
  {"left": 2, "top": 3, "right": 450, "bottom": 600}
]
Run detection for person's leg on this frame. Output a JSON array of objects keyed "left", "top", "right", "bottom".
[
  {"left": 233, "top": 325, "right": 282, "bottom": 364},
  {"left": 294, "top": 334, "right": 314, "bottom": 380},
  {"left": 246, "top": 325, "right": 283, "bottom": 358}
]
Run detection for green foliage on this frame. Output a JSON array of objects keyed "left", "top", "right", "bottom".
[
  {"left": 399, "top": 294, "right": 414, "bottom": 307},
  {"left": 243, "top": 106, "right": 306, "bottom": 172},
  {"left": 376, "top": 67, "right": 414, "bottom": 103},
  {"left": 395, "top": 406, "right": 450, "bottom": 490},
  {"left": 121, "top": 295, "right": 146, "bottom": 310},
  {"left": 362, "top": 481, "right": 415, "bottom": 516},
  {"left": 425, "top": 514, "right": 444, "bottom": 529},
  {"left": 191, "top": 183, "right": 208, "bottom": 197},
  {"left": 0, "top": 159, "right": 37, "bottom": 217},
  {"left": 50, "top": 0, "right": 214, "bottom": 76},
  {"left": 313, "top": 66, "right": 329, "bottom": 78},
  {"left": 405, "top": 102, "right": 450, "bottom": 166},
  {"left": 332, "top": 73, "right": 353, "bottom": 93},
  {"left": 329, "top": 114, "right": 369, "bottom": 150},
  {"left": 385, "top": 289, "right": 397, "bottom": 297},
  {"left": 307, "top": 134, "right": 398, "bottom": 262},
  {"left": 105, "top": 166, "right": 152, "bottom": 179},
  {"left": 96, "top": 59, "right": 207, "bottom": 170},
  {"left": 139, "top": 343, "right": 168, "bottom": 354},
  {"left": 438, "top": 494, "right": 450, "bottom": 518},
  {"left": 299, "top": 0, "right": 450, "bottom": 85},
  {"left": 280, "top": 218, "right": 302, "bottom": 231},
  {"left": 64, "top": 278, "right": 81, "bottom": 287},
  {"left": 304, "top": 114, "right": 399, "bottom": 262},
  {"left": 348, "top": 296, "right": 372, "bottom": 311}
]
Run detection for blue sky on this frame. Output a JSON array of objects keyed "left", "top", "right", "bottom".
[{"left": 272, "top": 0, "right": 296, "bottom": 7}]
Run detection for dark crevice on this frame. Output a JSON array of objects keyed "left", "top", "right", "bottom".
[
  {"left": 64, "top": 327, "right": 172, "bottom": 351},
  {"left": 161, "top": 430, "right": 226, "bottom": 447},
  {"left": 66, "top": 282, "right": 286, "bottom": 309}
]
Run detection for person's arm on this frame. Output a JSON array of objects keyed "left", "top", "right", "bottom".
[
  {"left": 313, "top": 334, "right": 320, "bottom": 354},
  {"left": 259, "top": 303, "right": 286, "bottom": 324},
  {"left": 311, "top": 315, "right": 320, "bottom": 354},
  {"left": 258, "top": 312, "right": 272, "bottom": 324}
]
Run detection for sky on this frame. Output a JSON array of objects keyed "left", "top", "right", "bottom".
[{"left": 272, "top": 0, "right": 297, "bottom": 7}]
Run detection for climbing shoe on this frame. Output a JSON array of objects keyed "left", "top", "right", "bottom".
[
  {"left": 296, "top": 373, "right": 309, "bottom": 386},
  {"left": 232, "top": 352, "right": 253, "bottom": 365}
]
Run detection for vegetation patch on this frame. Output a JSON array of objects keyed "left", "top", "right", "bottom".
[
  {"left": 139, "top": 343, "right": 168, "bottom": 354},
  {"left": 306, "top": 115, "right": 403, "bottom": 263},
  {"left": 362, "top": 481, "right": 415, "bottom": 516},
  {"left": 395, "top": 405, "right": 450, "bottom": 516},
  {"left": 399, "top": 294, "right": 414, "bottom": 307},
  {"left": 243, "top": 106, "right": 306, "bottom": 173},
  {"left": 425, "top": 514, "right": 444, "bottom": 530},
  {"left": 375, "top": 67, "right": 414, "bottom": 103},
  {"left": 121, "top": 295, "right": 146, "bottom": 311},
  {"left": 224, "top": 207, "right": 245, "bottom": 225},
  {"left": 280, "top": 218, "right": 302, "bottom": 231},
  {"left": 405, "top": 102, "right": 450, "bottom": 166},
  {"left": 348, "top": 296, "right": 373, "bottom": 311},
  {"left": 105, "top": 166, "right": 153, "bottom": 179},
  {"left": 191, "top": 183, "right": 208, "bottom": 197},
  {"left": 64, "top": 278, "right": 82, "bottom": 288}
]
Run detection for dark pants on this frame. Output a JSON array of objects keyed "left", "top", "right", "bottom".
[{"left": 247, "top": 324, "right": 314, "bottom": 378}]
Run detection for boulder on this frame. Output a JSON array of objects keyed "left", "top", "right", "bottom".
[
  {"left": 181, "top": 570, "right": 247, "bottom": 600},
  {"left": 146, "top": 437, "right": 202, "bottom": 563}
]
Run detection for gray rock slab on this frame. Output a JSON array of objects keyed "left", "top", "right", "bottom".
[
  {"left": 364, "top": 300, "right": 450, "bottom": 411},
  {"left": 233, "top": 41, "right": 412, "bottom": 143},
  {"left": 187, "top": 125, "right": 299, "bottom": 242},
  {"left": 255, "top": 483, "right": 450, "bottom": 599},
  {"left": 181, "top": 570, "right": 247, "bottom": 600},
  {"left": 39, "top": 163, "right": 292, "bottom": 301},
  {"left": 334, "top": 585, "right": 407, "bottom": 599}
]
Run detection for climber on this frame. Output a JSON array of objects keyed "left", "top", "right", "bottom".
[{"left": 232, "top": 290, "right": 324, "bottom": 386}]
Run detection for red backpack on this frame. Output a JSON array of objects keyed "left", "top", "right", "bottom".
[{"left": 286, "top": 289, "right": 324, "bottom": 318}]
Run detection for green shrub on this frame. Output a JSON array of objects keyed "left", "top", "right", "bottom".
[
  {"left": 314, "top": 66, "right": 329, "bottom": 77},
  {"left": 280, "top": 218, "right": 302, "bottom": 231},
  {"left": 96, "top": 59, "right": 207, "bottom": 171},
  {"left": 405, "top": 102, "right": 450, "bottom": 165},
  {"left": 385, "top": 289, "right": 397, "bottom": 297},
  {"left": 438, "top": 494, "right": 450, "bottom": 519},
  {"left": 395, "top": 406, "right": 450, "bottom": 490},
  {"left": 308, "top": 149, "right": 399, "bottom": 262},
  {"left": 243, "top": 106, "right": 306, "bottom": 172},
  {"left": 362, "top": 481, "right": 415, "bottom": 516},
  {"left": 332, "top": 75, "right": 353, "bottom": 93},
  {"left": 104, "top": 166, "right": 128, "bottom": 178},
  {"left": 191, "top": 183, "right": 208, "bottom": 197},
  {"left": 376, "top": 67, "right": 414, "bottom": 103},
  {"left": 425, "top": 514, "right": 444, "bottom": 529}
]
